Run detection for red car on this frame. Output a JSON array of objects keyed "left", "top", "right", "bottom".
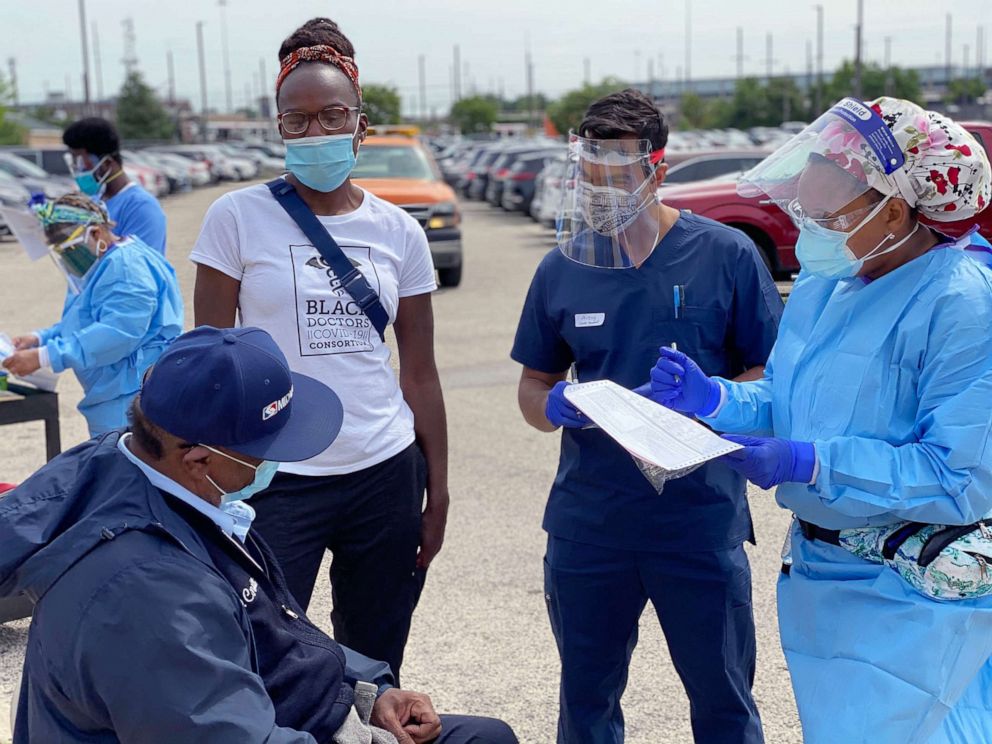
[{"left": 660, "top": 122, "right": 992, "bottom": 275}]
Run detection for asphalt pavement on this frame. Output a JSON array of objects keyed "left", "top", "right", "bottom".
[{"left": 0, "top": 184, "right": 802, "bottom": 743}]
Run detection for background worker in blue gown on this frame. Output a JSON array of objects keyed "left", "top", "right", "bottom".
[
  {"left": 511, "top": 89, "right": 782, "bottom": 744},
  {"left": 645, "top": 97, "right": 992, "bottom": 744},
  {"left": 63, "top": 117, "right": 168, "bottom": 255},
  {"left": 2, "top": 193, "right": 182, "bottom": 435}
]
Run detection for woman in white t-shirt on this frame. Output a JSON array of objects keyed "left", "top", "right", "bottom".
[{"left": 190, "top": 17, "right": 447, "bottom": 682}]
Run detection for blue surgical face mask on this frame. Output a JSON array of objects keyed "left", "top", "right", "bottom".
[
  {"left": 203, "top": 445, "right": 279, "bottom": 504},
  {"left": 71, "top": 155, "right": 114, "bottom": 197},
  {"left": 795, "top": 195, "right": 916, "bottom": 279},
  {"left": 283, "top": 121, "right": 361, "bottom": 193}
]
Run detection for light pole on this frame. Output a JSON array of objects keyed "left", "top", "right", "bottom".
[
  {"left": 78, "top": 0, "right": 92, "bottom": 112},
  {"left": 219, "top": 0, "right": 232, "bottom": 113},
  {"left": 814, "top": 5, "right": 824, "bottom": 115}
]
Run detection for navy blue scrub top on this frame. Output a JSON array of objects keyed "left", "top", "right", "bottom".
[{"left": 511, "top": 212, "right": 784, "bottom": 552}]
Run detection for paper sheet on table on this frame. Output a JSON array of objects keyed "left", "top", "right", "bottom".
[
  {"left": 0, "top": 207, "right": 50, "bottom": 262},
  {"left": 0, "top": 333, "right": 60, "bottom": 392},
  {"left": 564, "top": 380, "right": 740, "bottom": 471}
]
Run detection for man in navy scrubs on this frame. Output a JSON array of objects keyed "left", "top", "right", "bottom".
[{"left": 511, "top": 89, "right": 782, "bottom": 744}]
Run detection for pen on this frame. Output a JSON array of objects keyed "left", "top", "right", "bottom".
[
  {"left": 671, "top": 342, "right": 679, "bottom": 383},
  {"left": 673, "top": 285, "right": 681, "bottom": 319}
]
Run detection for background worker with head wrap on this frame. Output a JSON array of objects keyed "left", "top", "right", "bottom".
[
  {"left": 2, "top": 193, "right": 183, "bottom": 436},
  {"left": 644, "top": 97, "right": 992, "bottom": 743}
]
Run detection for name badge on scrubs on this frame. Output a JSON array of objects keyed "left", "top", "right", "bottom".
[{"left": 575, "top": 313, "right": 605, "bottom": 328}]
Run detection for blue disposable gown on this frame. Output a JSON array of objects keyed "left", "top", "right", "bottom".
[
  {"left": 38, "top": 237, "right": 183, "bottom": 435},
  {"left": 705, "top": 232, "right": 992, "bottom": 744}
]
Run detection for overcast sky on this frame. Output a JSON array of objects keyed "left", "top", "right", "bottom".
[{"left": 3, "top": 0, "right": 989, "bottom": 116}]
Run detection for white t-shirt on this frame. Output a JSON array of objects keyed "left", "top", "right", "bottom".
[{"left": 190, "top": 184, "right": 437, "bottom": 475}]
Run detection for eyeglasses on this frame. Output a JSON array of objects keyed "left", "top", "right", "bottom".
[
  {"left": 786, "top": 198, "right": 879, "bottom": 232},
  {"left": 278, "top": 106, "right": 360, "bottom": 135}
]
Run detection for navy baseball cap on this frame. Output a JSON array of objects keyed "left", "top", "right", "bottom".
[{"left": 141, "top": 326, "right": 343, "bottom": 462}]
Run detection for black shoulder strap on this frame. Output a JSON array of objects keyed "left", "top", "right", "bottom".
[{"left": 265, "top": 177, "right": 388, "bottom": 342}]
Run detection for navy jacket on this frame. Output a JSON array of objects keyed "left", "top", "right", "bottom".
[{"left": 0, "top": 433, "right": 393, "bottom": 743}]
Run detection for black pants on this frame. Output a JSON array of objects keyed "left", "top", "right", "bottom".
[
  {"left": 435, "top": 716, "right": 518, "bottom": 744},
  {"left": 251, "top": 443, "right": 428, "bottom": 682}
]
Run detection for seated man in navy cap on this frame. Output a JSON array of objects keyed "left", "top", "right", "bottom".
[{"left": 1, "top": 326, "right": 516, "bottom": 744}]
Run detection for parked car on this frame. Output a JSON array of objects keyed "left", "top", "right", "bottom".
[
  {"left": 484, "top": 146, "right": 560, "bottom": 207},
  {"left": 533, "top": 156, "right": 569, "bottom": 228},
  {"left": 218, "top": 143, "right": 283, "bottom": 175},
  {"left": 147, "top": 146, "right": 225, "bottom": 183},
  {"left": 660, "top": 122, "right": 992, "bottom": 276},
  {"left": 351, "top": 134, "right": 464, "bottom": 288},
  {"left": 122, "top": 150, "right": 184, "bottom": 195},
  {"left": 121, "top": 150, "right": 192, "bottom": 194},
  {"left": 0, "top": 170, "right": 32, "bottom": 238},
  {"left": 661, "top": 150, "right": 770, "bottom": 188},
  {"left": 151, "top": 151, "right": 212, "bottom": 187},
  {"left": 4, "top": 147, "right": 74, "bottom": 177},
  {"left": 0, "top": 152, "right": 75, "bottom": 199},
  {"left": 501, "top": 148, "right": 566, "bottom": 213},
  {"left": 461, "top": 145, "right": 507, "bottom": 199}
]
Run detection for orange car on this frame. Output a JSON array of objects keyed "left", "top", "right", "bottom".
[{"left": 352, "top": 134, "right": 463, "bottom": 287}]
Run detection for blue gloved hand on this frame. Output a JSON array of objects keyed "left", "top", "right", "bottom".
[
  {"left": 719, "top": 434, "right": 816, "bottom": 489},
  {"left": 644, "top": 347, "right": 723, "bottom": 416},
  {"left": 545, "top": 381, "right": 588, "bottom": 429}
]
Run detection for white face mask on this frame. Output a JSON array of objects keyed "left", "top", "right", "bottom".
[{"left": 577, "top": 175, "right": 656, "bottom": 235}]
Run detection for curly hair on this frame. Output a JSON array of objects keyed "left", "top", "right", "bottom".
[
  {"left": 62, "top": 117, "right": 122, "bottom": 165},
  {"left": 278, "top": 17, "right": 355, "bottom": 62}
]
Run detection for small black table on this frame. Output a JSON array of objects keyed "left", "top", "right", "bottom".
[
  {"left": 0, "top": 382, "right": 61, "bottom": 462},
  {"left": 0, "top": 381, "right": 61, "bottom": 622}
]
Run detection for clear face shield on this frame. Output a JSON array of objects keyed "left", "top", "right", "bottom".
[
  {"left": 738, "top": 97, "right": 911, "bottom": 227},
  {"left": 50, "top": 225, "right": 104, "bottom": 292},
  {"left": 557, "top": 133, "right": 665, "bottom": 269}
]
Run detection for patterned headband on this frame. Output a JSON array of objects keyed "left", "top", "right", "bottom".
[
  {"left": 30, "top": 199, "right": 108, "bottom": 230},
  {"left": 276, "top": 45, "right": 361, "bottom": 99}
]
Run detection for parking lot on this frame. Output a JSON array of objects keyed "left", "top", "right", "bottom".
[{"left": 0, "top": 183, "right": 802, "bottom": 743}]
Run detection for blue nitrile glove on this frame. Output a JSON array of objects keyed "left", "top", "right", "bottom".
[
  {"left": 545, "top": 381, "right": 588, "bottom": 429},
  {"left": 719, "top": 434, "right": 816, "bottom": 489},
  {"left": 643, "top": 347, "right": 723, "bottom": 415}
]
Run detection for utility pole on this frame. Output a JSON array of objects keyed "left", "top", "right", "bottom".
[
  {"left": 583, "top": 57, "right": 590, "bottom": 86},
  {"left": 418, "top": 54, "right": 427, "bottom": 122},
  {"left": 92, "top": 22, "right": 104, "bottom": 101},
  {"left": 736, "top": 27, "right": 745, "bottom": 80},
  {"left": 452, "top": 45, "right": 461, "bottom": 102},
  {"left": 684, "top": 0, "right": 692, "bottom": 88},
  {"left": 258, "top": 57, "right": 268, "bottom": 117},
  {"left": 7, "top": 58, "right": 17, "bottom": 106},
  {"left": 814, "top": 4, "right": 824, "bottom": 115},
  {"left": 219, "top": 0, "right": 232, "bottom": 113},
  {"left": 167, "top": 49, "right": 175, "bottom": 104},
  {"left": 978, "top": 27, "right": 985, "bottom": 80},
  {"left": 854, "top": 0, "right": 864, "bottom": 98},
  {"left": 525, "top": 35, "right": 535, "bottom": 131},
  {"left": 121, "top": 18, "right": 138, "bottom": 77},
  {"left": 884, "top": 36, "right": 894, "bottom": 96},
  {"left": 78, "top": 0, "right": 92, "bottom": 112},
  {"left": 945, "top": 14, "right": 952, "bottom": 90},
  {"left": 196, "top": 21, "right": 209, "bottom": 116},
  {"left": 765, "top": 33, "right": 775, "bottom": 82}
]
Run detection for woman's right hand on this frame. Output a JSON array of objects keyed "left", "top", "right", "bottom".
[
  {"left": 647, "top": 347, "right": 723, "bottom": 416},
  {"left": 12, "top": 334, "right": 40, "bottom": 351}
]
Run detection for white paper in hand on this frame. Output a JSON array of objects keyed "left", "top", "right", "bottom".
[
  {"left": 564, "top": 380, "right": 740, "bottom": 480},
  {"left": 0, "top": 332, "right": 60, "bottom": 392}
]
